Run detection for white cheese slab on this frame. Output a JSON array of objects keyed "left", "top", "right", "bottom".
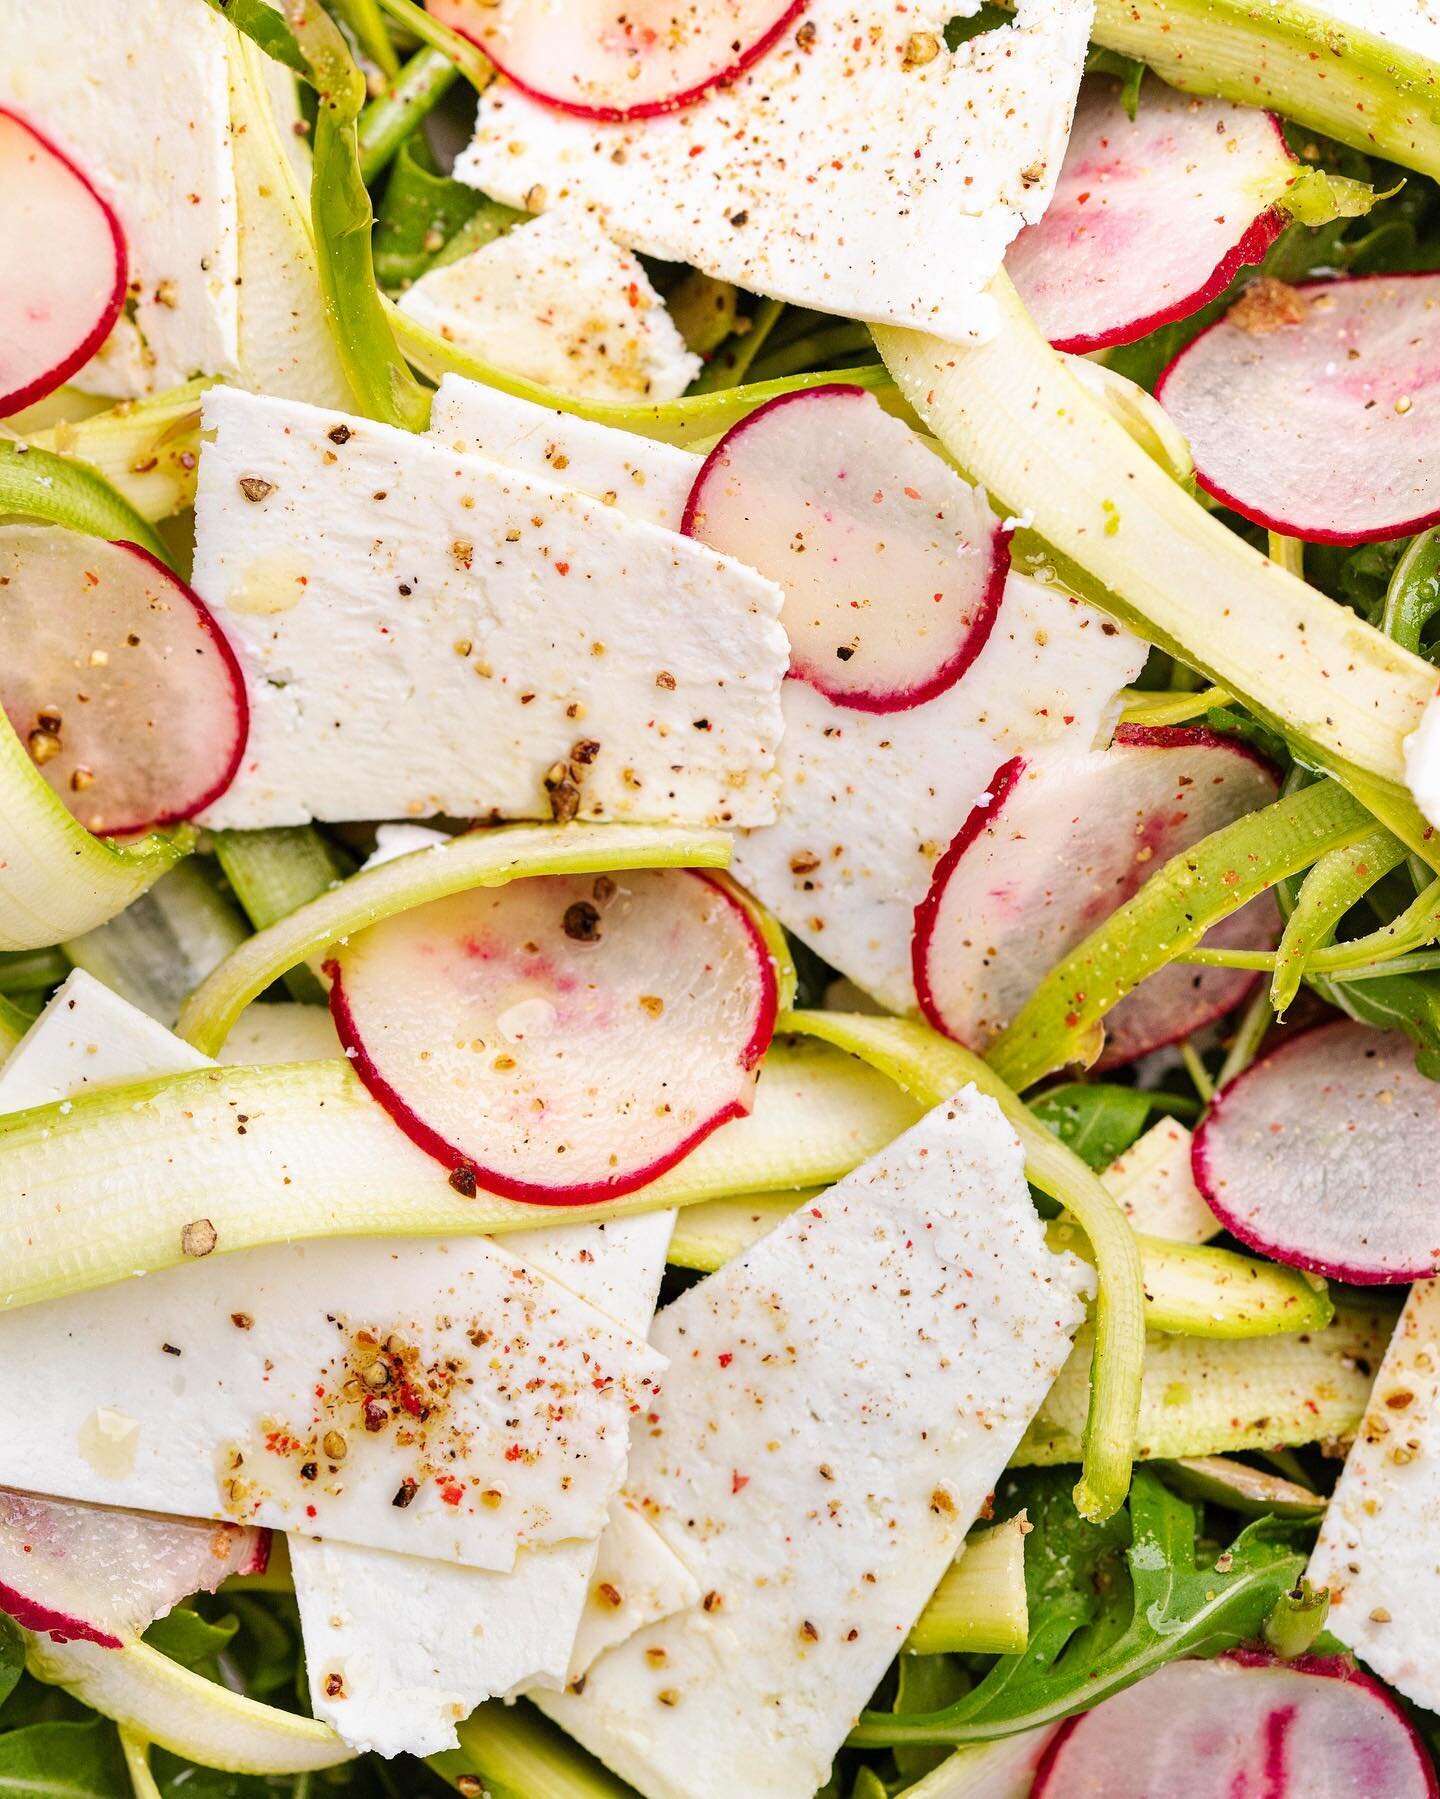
[
  {"left": 1404, "top": 688, "right": 1440, "bottom": 832},
  {"left": 457, "top": 0, "right": 1093, "bottom": 342},
  {"left": 193, "top": 388, "right": 787, "bottom": 830},
  {"left": 424, "top": 378, "right": 1146, "bottom": 1009},
  {"left": 541, "top": 1088, "right": 1089, "bottom": 1799},
  {"left": 398, "top": 207, "right": 700, "bottom": 403},
  {"left": 1100, "top": 1120, "right": 1219, "bottom": 1245},
  {"left": 567, "top": 1498, "right": 700, "bottom": 1684},
  {"left": 428, "top": 376, "right": 698, "bottom": 531},
  {"left": 0, "top": 974, "right": 662, "bottom": 1568},
  {"left": 1308, "top": 1278, "right": 1440, "bottom": 1712},
  {"left": 0, "top": 0, "right": 240, "bottom": 396}
]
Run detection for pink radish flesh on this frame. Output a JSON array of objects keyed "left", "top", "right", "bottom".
[
  {"left": 912, "top": 725, "right": 1280, "bottom": 1067},
  {"left": 0, "top": 525, "right": 248, "bottom": 837},
  {"left": 1155, "top": 272, "right": 1440, "bottom": 543},
  {"left": 0, "top": 1487, "right": 267, "bottom": 1649},
  {"left": 1194, "top": 1019, "right": 1440, "bottom": 1282},
  {"left": 1033, "top": 1653, "right": 1437, "bottom": 1798},
  {"left": 429, "top": 0, "right": 806, "bottom": 121},
  {"left": 327, "top": 868, "right": 777, "bottom": 1205},
  {"left": 683, "top": 384, "right": 1007, "bottom": 713},
  {"left": 1006, "top": 77, "right": 1294, "bottom": 352},
  {"left": 0, "top": 108, "right": 126, "bottom": 414}
]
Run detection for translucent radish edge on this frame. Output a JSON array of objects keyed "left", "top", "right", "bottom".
[
  {"left": 912, "top": 725, "right": 1279, "bottom": 1066},
  {"left": 682, "top": 381, "right": 1009, "bottom": 714},
  {"left": 1047, "top": 112, "right": 1294, "bottom": 355},
  {"left": 1032, "top": 1650, "right": 1440, "bottom": 1799},
  {"left": 1192, "top": 1016, "right": 1436, "bottom": 1284},
  {"left": 325, "top": 869, "right": 779, "bottom": 1206},
  {"left": 0, "top": 106, "right": 128, "bottom": 416},
  {"left": 460, "top": 0, "right": 809, "bottom": 123},
  {"left": 1154, "top": 269, "right": 1440, "bottom": 546}
]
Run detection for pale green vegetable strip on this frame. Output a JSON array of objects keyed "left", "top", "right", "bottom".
[
  {"left": 907, "top": 1520, "right": 1030, "bottom": 1657},
  {"left": 665, "top": 1188, "right": 824, "bottom": 1271},
  {"left": 1062, "top": 353, "right": 1194, "bottom": 487},
  {"left": 873, "top": 279, "right": 1439, "bottom": 849},
  {"left": 389, "top": 299, "right": 903, "bottom": 445},
  {"left": 178, "top": 823, "right": 731, "bottom": 1054},
  {"left": 1270, "top": 825, "right": 1408, "bottom": 1013},
  {"left": 1083, "top": 0, "right": 1440, "bottom": 179},
  {"left": 0, "top": 439, "right": 169, "bottom": 563},
  {"left": 1118, "top": 686, "right": 1232, "bottom": 728},
  {"left": 1015, "top": 1305, "right": 1391, "bottom": 1466},
  {"left": 782, "top": 1010, "right": 1143, "bottom": 1524},
  {"left": 988, "top": 779, "right": 1374, "bottom": 1093},
  {"left": 371, "top": 0, "right": 494, "bottom": 91},
  {"left": 23, "top": 381, "right": 208, "bottom": 523},
  {"left": 213, "top": 825, "right": 352, "bottom": 1004},
  {"left": 0, "top": 1040, "right": 916, "bottom": 1310},
  {"left": 1309, "top": 872, "right": 1440, "bottom": 972},
  {"left": 895, "top": 1733, "right": 1059, "bottom": 1799},
  {"left": 0, "top": 720, "right": 193, "bottom": 952},
  {"left": 121, "top": 1732, "right": 163, "bottom": 1799},
  {"left": 1216, "top": 982, "right": 1274, "bottom": 1088},
  {"left": 27, "top": 1637, "right": 350, "bottom": 1773},
  {"left": 432, "top": 1703, "right": 632, "bottom": 1799},
  {"left": 1047, "top": 1221, "right": 1332, "bottom": 1340},
  {"left": 1160, "top": 1456, "right": 1326, "bottom": 1521}
]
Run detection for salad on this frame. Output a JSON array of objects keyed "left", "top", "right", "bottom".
[{"left": 1, "top": 0, "right": 1440, "bottom": 1794}]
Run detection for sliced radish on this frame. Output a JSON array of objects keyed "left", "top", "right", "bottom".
[
  {"left": 0, "top": 1487, "right": 266, "bottom": 1649},
  {"left": 1006, "top": 78, "right": 1294, "bottom": 353},
  {"left": 1033, "top": 1653, "right": 1437, "bottom": 1798},
  {"left": 327, "top": 868, "right": 777, "bottom": 1205},
  {"left": 0, "top": 525, "right": 248, "bottom": 838},
  {"left": 682, "top": 385, "right": 1007, "bottom": 714},
  {"left": 1155, "top": 272, "right": 1440, "bottom": 544},
  {"left": 913, "top": 725, "right": 1280, "bottom": 1067},
  {"left": 0, "top": 107, "right": 126, "bottom": 415},
  {"left": 1193, "top": 1020, "right": 1440, "bottom": 1282},
  {"left": 429, "top": 0, "right": 806, "bottom": 121}
]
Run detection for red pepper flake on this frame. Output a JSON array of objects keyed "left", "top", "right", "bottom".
[
  {"left": 718, "top": 1352, "right": 733, "bottom": 1368},
  {"left": 555, "top": 560, "right": 570, "bottom": 576},
  {"left": 731, "top": 1471, "right": 749, "bottom": 1495},
  {"left": 505, "top": 1443, "right": 525, "bottom": 1462},
  {"left": 438, "top": 1478, "right": 464, "bottom": 1507}
]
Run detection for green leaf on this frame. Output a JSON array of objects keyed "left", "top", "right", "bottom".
[
  {"left": 1027, "top": 1083, "right": 1192, "bottom": 1171},
  {"left": 0, "top": 1618, "right": 23, "bottom": 1711},
  {"left": 142, "top": 1608, "right": 239, "bottom": 1674},
  {"left": 0, "top": 1719, "right": 126, "bottom": 1796},
  {"left": 849, "top": 1469, "right": 1307, "bottom": 1747},
  {"left": 372, "top": 137, "right": 490, "bottom": 289},
  {"left": 1086, "top": 46, "right": 1146, "bottom": 119}
]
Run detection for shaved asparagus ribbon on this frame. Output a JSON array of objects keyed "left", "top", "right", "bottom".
[
  {"left": 121, "top": 1732, "right": 162, "bottom": 1799},
  {"left": 0, "top": 1038, "right": 917, "bottom": 1310},
  {"left": 177, "top": 822, "right": 732, "bottom": 1053},
  {"left": 908, "top": 1520, "right": 1030, "bottom": 1657},
  {"left": 27, "top": 1636, "right": 350, "bottom": 1774},
  {"left": 1270, "top": 826, "right": 1408, "bottom": 1014},
  {"left": 987, "top": 764, "right": 1376, "bottom": 1093},
  {"left": 781, "top": 1010, "right": 1144, "bottom": 1524},
  {"left": 873, "top": 276, "right": 1440, "bottom": 863},
  {"left": 0, "top": 439, "right": 167, "bottom": 563},
  {"left": 14, "top": 383, "right": 208, "bottom": 524}
]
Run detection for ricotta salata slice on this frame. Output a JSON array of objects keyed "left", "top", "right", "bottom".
[
  {"left": 456, "top": 0, "right": 1094, "bottom": 342},
  {"left": 0, "top": 972, "right": 663, "bottom": 1567},
  {"left": 1308, "top": 1278, "right": 1440, "bottom": 1714},
  {"left": 0, "top": 0, "right": 240, "bottom": 397},
  {"left": 420, "top": 376, "right": 1147, "bottom": 1011},
  {"left": 192, "top": 388, "right": 787, "bottom": 830},
  {"left": 397, "top": 207, "right": 700, "bottom": 403},
  {"left": 540, "top": 1087, "right": 1089, "bottom": 1799}
]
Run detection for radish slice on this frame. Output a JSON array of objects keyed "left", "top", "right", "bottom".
[
  {"left": 1155, "top": 272, "right": 1440, "bottom": 544},
  {"left": 0, "top": 107, "right": 126, "bottom": 414},
  {"left": 0, "top": 1487, "right": 266, "bottom": 1649},
  {"left": 682, "top": 385, "right": 1007, "bottom": 714},
  {"left": 1193, "top": 1019, "right": 1440, "bottom": 1283},
  {"left": 0, "top": 525, "right": 248, "bottom": 838},
  {"left": 429, "top": 0, "right": 806, "bottom": 121},
  {"left": 1006, "top": 79, "right": 1294, "bottom": 353},
  {"left": 327, "top": 868, "right": 777, "bottom": 1205},
  {"left": 1032, "top": 1653, "right": 1438, "bottom": 1798},
  {"left": 912, "top": 725, "right": 1280, "bottom": 1067}
]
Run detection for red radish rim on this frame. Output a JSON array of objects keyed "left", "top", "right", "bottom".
[
  {"left": 325, "top": 869, "right": 779, "bottom": 1207},
  {"left": 682, "top": 382, "right": 1009, "bottom": 714},
  {"left": 1033, "top": 1649, "right": 1440, "bottom": 1798},
  {"left": 448, "top": 0, "right": 809, "bottom": 124},
  {"left": 1192, "top": 1016, "right": 1435, "bottom": 1284},
  {"left": 1154, "top": 269, "right": 1440, "bottom": 546},
  {"left": 911, "top": 753, "right": 1026, "bottom": 1033},
  {"left": 912, "top": 725, "right": 1279, "bottom": 1051},
  {"left": 0, "top": 106, "right": 128, "bottom": 417},
  {"left": 243, "top": 1529, "right": 272, "bottom": 1577},
  {"left": 100, "top": 541, "right": 251, "bottom": 838},
  {"left": 0, "top": 1580, "right": 123, "bottom": 1650}
]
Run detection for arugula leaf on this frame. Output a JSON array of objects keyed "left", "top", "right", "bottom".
[
  {"left": 1028, "top": 1083, "right": 1198, "bottom": 1171},
  {"left": 0, "top": 1617, "right": 21, "bottom": 1712},
  {"left": 372, "top": 138, "right": 489, "bottom": 290},
  {"left": 0, "top": 1718, "right": 126, "bottom": 1796},
  {"left": 849, "top": 1470, "right": 1307, "bottom": 1747},
  {"left": 1086, "top": 47, "right": 1145, "bottom": 119},
  {"left": 142, "top": 1607, "right": 239, "bottom": 1675}
]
